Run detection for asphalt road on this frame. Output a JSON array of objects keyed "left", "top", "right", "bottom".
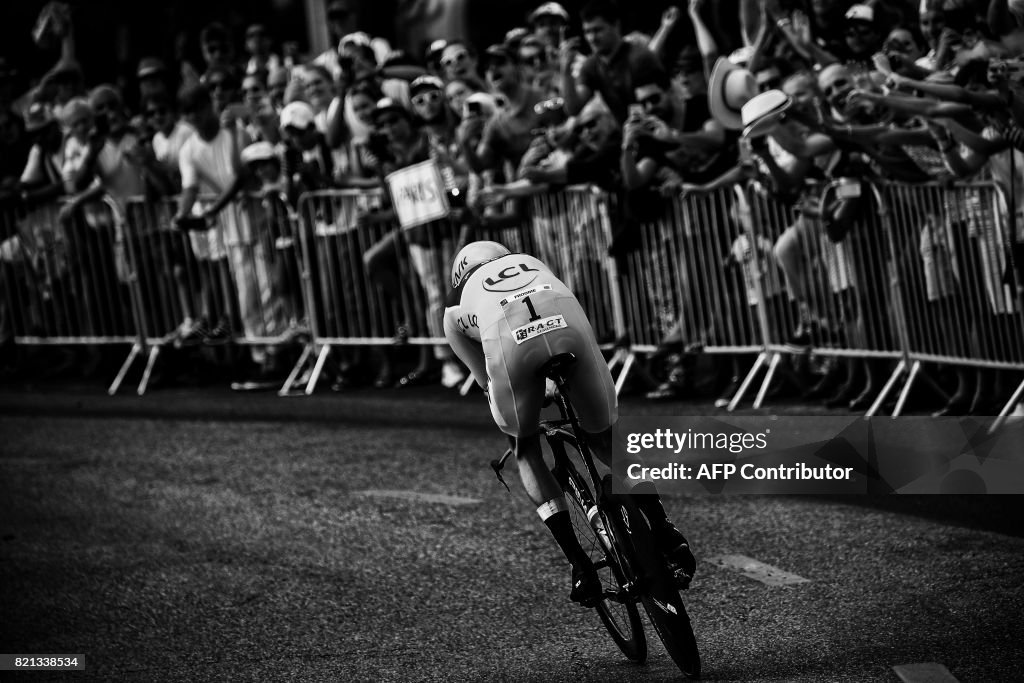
[{"left": 1, "top": 383, "right": 1022, "bottom": 682}]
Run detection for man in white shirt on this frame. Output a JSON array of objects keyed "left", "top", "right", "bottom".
[
  {"left": 175, "top": 83, "right": 284, "bottom": 388},
  {"left": 173, "top": 83, "right": 240, "bottom": 347}
]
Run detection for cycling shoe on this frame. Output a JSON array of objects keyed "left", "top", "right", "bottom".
[
  {"left": 654, "top": 522, "right": 696, "bottom": 589},
  {"left": 569, "top": 561, "right": 602, "bottom": 606}
]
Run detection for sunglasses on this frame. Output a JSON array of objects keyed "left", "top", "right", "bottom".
[
  {"left": 145, "top": 107, "right": 167, "bottom": 118},
  {"left": 520, "top": 52, "right": 546, "bottom": 67},
  {"left": 207, "top": 80, "right": 230, "bottom": 91},
  {"left": 376, "top": 115, "right": 403, "bottom": 127},
  {"left": 441, "top": 52, "right": 470, "bottom": 68},
  {"left": 823, "top": 79, "right": 850, "bottom": 98},
  {"left": 533, "top": 97, "right": 564, "bottom": 115},
  {"left": 412, "top": 91, "right": 441, "bottom": 107},
  {"left": 884, "top": 38, "right": 914, "bottom": 53},
  {"left": 845, "top": 24, "right": 876, "bottom": 38},
  {"left": 243, "top": 86, "right": 264, "bottom": 95},
  {"left": 637, "top": 92, "right": 663, "bottom": 108}
]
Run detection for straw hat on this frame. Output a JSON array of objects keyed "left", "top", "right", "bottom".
[
  {"left": 708, "top": 57, "right": 757, "bottom": 131},
  {"left": 741, "top": 89, "right": 792, "bottom": 139}
]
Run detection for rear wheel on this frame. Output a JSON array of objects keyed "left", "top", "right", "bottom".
[
  {"left": 550, "top": 432, "right": 647, "bottom": 663},
  {"left": 601, "top": 476, "right": 701, "bottom": 679}
]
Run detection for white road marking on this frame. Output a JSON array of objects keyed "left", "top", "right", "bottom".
[
  {"left": 706, "top": 554, "right": 810, "bottom": 586},
  {"left": 355, "top": 489, "right": 482, "bottom": 506},
  {"left": 892, "top": 663, "right": 960, "bottom": 682}
]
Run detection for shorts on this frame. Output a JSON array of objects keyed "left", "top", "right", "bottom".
[{"left": 482, "top": 291, "right": 617, "bottom": 438}]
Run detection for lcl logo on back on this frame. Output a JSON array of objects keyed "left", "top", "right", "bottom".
[{"left": 482, "top": 263, "right": 540, "bottom": 292}]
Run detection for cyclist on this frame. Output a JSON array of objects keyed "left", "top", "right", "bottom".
[{"left": 443, "top": 240, "right": 696, "bottom": 605}]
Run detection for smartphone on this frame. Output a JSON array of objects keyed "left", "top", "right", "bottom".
[
  {"left": 835, "top": 178, "right": 862, "bottom": 199},
  {"left": 628, "top": 104, "right": 644, "bottom": 120}
]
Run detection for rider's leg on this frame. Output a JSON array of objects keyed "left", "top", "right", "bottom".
[
  {"left": 514, "top": 431, "right": 602, "bottom": 603},
  {"left": 585, "top": 425, "right": 697, "bottom": 583}
]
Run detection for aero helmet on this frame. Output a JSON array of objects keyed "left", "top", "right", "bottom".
[{"left": 450, "top": 241, "right": 511, "bottom": 288}]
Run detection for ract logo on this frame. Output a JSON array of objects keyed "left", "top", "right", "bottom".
[{"left": 512, "top": 315, "right": 565, "bottom": 344}]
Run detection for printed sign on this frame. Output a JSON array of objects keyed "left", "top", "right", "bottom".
[
  {"left": 385, "top": 160, "right": 450, "bottom": 229},
  {"left": 512, "top": 315, "right": 566, "bottom": 344}
]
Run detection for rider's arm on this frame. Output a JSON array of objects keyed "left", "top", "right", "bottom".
[{"left": 443, "top": 306, "right": 488, "bottom": 389}]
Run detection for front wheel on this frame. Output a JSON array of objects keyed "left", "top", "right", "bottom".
[
  {"left": 601, "top": 476, "right": 701, "bottom": 679},
  {"left": 550, "top": 434, "right": 647, "bottom": 663}
]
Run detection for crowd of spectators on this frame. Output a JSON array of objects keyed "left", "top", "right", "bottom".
[{"left": 1, "top": 0, "right": 1023, "bottom": 414}]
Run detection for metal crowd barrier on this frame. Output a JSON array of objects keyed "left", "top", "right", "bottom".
[
  {"left": 117, "top": 193, "right": 306, "bottom": 395},
  {"left": 289, "top": 189, "right": 530, "bottom": 395},
  {"left": 880, "top": 181, "right": 1024, "bottom": 421},
  {"left": 526, "top": 186, "right": 628, "bottom": 386},
  {"left": 1, "top": 196, "right": 138, "bottom": 393},
  {"left": 3, "top": 180, "right": 1022, "bottom": 418},
  {"left": 610, "top": 185, "right": 764, "bottom": 397},
  {"left": 735, "top": 180, "right": 908, "bottom": 413}
]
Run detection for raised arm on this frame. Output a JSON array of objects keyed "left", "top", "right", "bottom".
[
  {"left": 649, "top": 6, "right": 682, "bottom": 65},
  {"left": 887, "top": 73, "right": 1005, "bottom": 111},
  {"left": 560, "top": 40, "right": 594, "bottom": 117},
  {"left": 688, "top": 0, "right": 720, "bottom": 76},
  {"left": 846, "top": 88, "right": 975, "bottom": 120}
]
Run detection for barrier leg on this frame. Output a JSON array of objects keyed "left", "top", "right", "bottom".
[
  {"left": 137, "top": 345, "right": 161, "bottom": 396},
  {"left": 866, "top": 359, "right": 906, "bottom": 418},
  {"left": 989, "top": 377, "right": 1024, "bottom": 435},
  {"left": 108, "top": 342, "right": 143, "bottom": 396},
  {"left": 892, "top": 360, "right": 923, "bottom": 418},
  {"left": 305, "top": 343, "right": 332, "bottom": 395},
  {"left": 753, "top": 352, "right": 782, "bottom": 410},
  {"left": 279, "top": 343, "right": 314, "bottom": 397},
  {"left": 614, "top": 351, "right": 637, "bottom": 396},
  {"left": 606, "top": 348, "right": 628, "bottom": 374},
  {"left": 727, "top": 351, "right": 769, "bottom": 412}
]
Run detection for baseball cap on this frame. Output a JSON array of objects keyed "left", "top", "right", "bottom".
[
  {"left": 241, "top": 141, "right": 279, "bottom": 165},
  {"left": 372, "top": 97, "right": 411, "bottom": 122},
  {"left": 279, "top": 101, "right": 316, "bottom": 130},
  {"left": 24, "top": 101, "right": 55, "bottom": 132},
  {"left": 484, "top": 44, "right": 515, "bottom": 66},
  {"left": 410, "top": 75, "right": 444, "bottom": 96},
  {"left": 519, "top": 35, "right": 546, "bottom": 52},
  {"left": 137, "top": 57, "right": 167, "bottom": 80},
  {"left": 427, "top": 39, "right": 448, "bottom": 57},
  {"left": 845, "top": 4, "right": 874, "bottom": 23},
  {"left": 505, "top": 27, "right": 531, "bottom": 47},
  {"left": 529, "top": 2, "right": 570, "bottom": 23},
  {"left": 339, "top": 31, "right": 373, "bottom": 52}
]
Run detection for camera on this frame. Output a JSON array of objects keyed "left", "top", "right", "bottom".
[{"left": 989, "top": 58, "right": 1024, "bottom": 85}]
